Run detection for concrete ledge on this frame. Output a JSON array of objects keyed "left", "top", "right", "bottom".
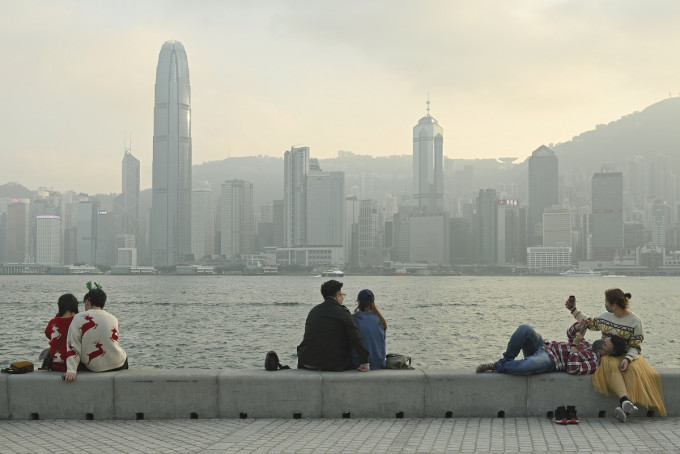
[
  {"left": 0, "top": 368, "right": 676, "bottom": 420},
  {"left": 114, "top": 369, "right": 219, "bottom": 420},
  {"left": 219, "top": 369, "right": 323, "bottom": 418},
  {"left": 424, "top": 369, "right": 527, "bottom": 418},
  {"left": 6, "top": 370, "right": 116, "bottom": 420}
]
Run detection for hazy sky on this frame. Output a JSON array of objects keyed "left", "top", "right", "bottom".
[{"left": 2, "top": 1, "right": 679, "bottom": 194}]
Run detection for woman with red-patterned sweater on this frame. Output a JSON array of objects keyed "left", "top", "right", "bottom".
[{"left": 44, "top": 294, "right": 79, "bottom": 372}]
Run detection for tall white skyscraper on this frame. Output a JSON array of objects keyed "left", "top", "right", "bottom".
[
  {"left": 151, "top": 40, "right": 192, "bottom": 266},
  {"left": 413, "top": 100, "right": 444, "bottom": 213},
  {"left": 221, "top": 180, "right": 254, "bottom": 258},
  {"left": 191, "top": 188, "right": 215, "bottom": 260},
  {"left": 283, "top": 146, "right": 309, "bottom": 247},
  {"left": 36, "top": 215, "right": 61, "bottom": 265}
]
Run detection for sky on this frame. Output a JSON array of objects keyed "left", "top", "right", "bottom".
[{"left": 2, "top": 0, "right": 680, "bottom": 194}]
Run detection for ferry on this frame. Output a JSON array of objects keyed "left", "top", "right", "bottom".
[
  {"left": 321, "top": 269, "right": 344, "bottom": 277},
  {"left": 559, "top": 268, "right": 601, "bottom": 277}
]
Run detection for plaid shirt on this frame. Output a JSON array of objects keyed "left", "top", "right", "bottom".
[{"left": 544, "top": 322, "right": 601, "bottom": 375}]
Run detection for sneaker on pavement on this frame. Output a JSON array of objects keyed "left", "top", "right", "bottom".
[
  {"left": 566, "top": 405, "right": 579, "bottom": 424},
  {"left": 622, "top": 400, "right": 638, "bottom": 415},
  {"left": 615, "top": 406, "right": 627, "bottom": 423},
  {"left": 554, "top": 405, "right": 568, "bottom": 425},
  {"left": 476, "top": 363, "right": 495, "bottom": 373}
]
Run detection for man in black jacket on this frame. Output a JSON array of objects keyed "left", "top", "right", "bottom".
[{"left": 297, "top": 279, "right": 370, "bottom": 371}]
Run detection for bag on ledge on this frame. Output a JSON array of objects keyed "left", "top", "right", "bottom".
[
  {"left": 1, "top": 361, "right": 35, "bottom": 374},
  {"left": 386, "top": 353, "right": 414, "bottom": 370},
  {"left": 264, "top": 351, "right": 291, "bottom": 371}
]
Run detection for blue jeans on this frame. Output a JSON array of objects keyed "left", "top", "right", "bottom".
[{"left": 493, "top": 324, "right": 556, "bottom": 374}]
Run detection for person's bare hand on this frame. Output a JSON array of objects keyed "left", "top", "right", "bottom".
[
  {"left": 619, "top": 358, "right": 630, "bottom": 372},
  {"left": 64, "top": 372, "right": 77, "bottom": 383}
]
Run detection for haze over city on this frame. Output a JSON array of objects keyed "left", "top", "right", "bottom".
[{"left": 2, "top": 1, "right": 680, "bottom": 194}]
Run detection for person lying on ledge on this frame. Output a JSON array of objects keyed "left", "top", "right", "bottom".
[{"left": 476, "top": 321, "right": 627, "bottom": 375}]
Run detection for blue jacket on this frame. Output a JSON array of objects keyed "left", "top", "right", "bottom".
[{"left": 351, "top": 311, "right": 386, "bottom": 370}]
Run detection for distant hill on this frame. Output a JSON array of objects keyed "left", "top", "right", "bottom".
[
  {"left": 553, "top": 97, "right": 680, "bottom": 172},
  {"left": 0, "top": 182, "right": 33, "bottom": 199}
]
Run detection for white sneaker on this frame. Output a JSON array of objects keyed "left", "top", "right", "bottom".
[
  {"left": 615, "top": 406, "right": 627, "bottom": 423},
  {"left": 622, "top": 400, "right": 638, "bottom": 414}
]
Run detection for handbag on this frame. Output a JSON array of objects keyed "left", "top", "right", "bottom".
[
  {"left": 1, "top": 361, "right": 35, "bottom": 374},
  {"left": 386, "top": 353, "right": 414, "bottom": 370}
]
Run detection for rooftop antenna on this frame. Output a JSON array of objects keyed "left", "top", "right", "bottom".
[{"left": 426, "top": 91, "right": 431, "bottom": 116}]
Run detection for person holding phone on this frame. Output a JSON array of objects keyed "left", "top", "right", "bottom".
[
  {"left": 476, "top": 320, "right": 627, "bottom": 375},
  {"left": 569, "top": 288, "right": 667, "bottom": 421}
]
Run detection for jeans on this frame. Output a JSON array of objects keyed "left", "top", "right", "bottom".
[{"left": 493, "top": 324, "right": 556, "bottom": 375}]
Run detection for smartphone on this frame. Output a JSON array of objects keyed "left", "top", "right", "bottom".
[{"left": 567, "top": 295, "right": 576, "bottom": 310}]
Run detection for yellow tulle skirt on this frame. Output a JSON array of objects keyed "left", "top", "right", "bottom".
[{"left": 592, "top": 355, "right": 666, "bottom": 417}]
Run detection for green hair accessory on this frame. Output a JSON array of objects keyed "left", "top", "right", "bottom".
[{"left": 86, "top": 281, "right": 103, "bottom": 291}]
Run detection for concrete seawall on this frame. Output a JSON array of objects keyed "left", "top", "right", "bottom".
[{"left": 1, "top": 369, "right": 677, "bottom": 420}]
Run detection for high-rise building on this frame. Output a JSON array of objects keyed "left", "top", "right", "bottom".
[
  {"left": 221, "top": 180, "right": 254, "bottom": 259},
  {"left": 6, "top": 200, "right": 30, "bottom": 263},
  {"left": 543, "top": 205, "right": 572, "bottom": 247},
  {"left": 151, "top": 40, "right": 192, "bottom": 266},
  {"left": 191, "top": 188, "right": 215, "bottom": 260},
  {"left": 412, "top": 100, "right": 444, "bottom": 213},
  {"left": 528, "top": 145, "right": 558, "bottom": 247},
  {"left": 477, "top": 189, "right": 497, "bottom": 264},
  {"left": 592, "top": 172, "right": 624, "bottom": 261},
  {"left": 283, "top": 146, "right": 309, "bottom": 247},
  {"left": 116, "top": 149, "right": 140, "bottom": 247},
  {"left": 358, "top": 199, "right": 382, "bottom": 267},
  {"left": 36, "top": 215, "right": 61, "bottom": 265},
  {"left": 497, "top": 200, "right": 521, "bottom": 264},
  {"left": 76, "top": 199, "right": 96, "bottom": 264},
  {"left": 306, "top": 171, "right": 345, "bottom": 247},
  {"left": 95, "top": 209, "right": 115, "bottom": 266}
]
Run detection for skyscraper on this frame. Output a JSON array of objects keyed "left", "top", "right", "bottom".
[
  {"left": 151, "top": 40, "right": 192, "bottom": 266},
  {"left": 116, "top": 149, "right": 140, "bottom": 245},
  {"left": 592, "top": 171, "right": 624, "bottom": 261},
  {"left": 413, "top": 100, "right": 444, "bottom": 213},
  {"left": 283, "top": 146, "right": 309, "bottom": 247},
  {"left": 36, "top": 215, "right": 61, "bottom": 265},
  {"left": 527, "top": 145, "right": 558, "bottom": 247},
  {"left": 221, "top": 180, "right": 254, "bottom": 259},
  {"left": 306, "top": 170, "right": 345, "bottom": 247},
  {"left": 191, "top": 187, "right": 215, "bottom": 260}
]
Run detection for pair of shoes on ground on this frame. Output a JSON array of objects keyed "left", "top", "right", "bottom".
[
  {"left": 615, "top": 400, "right": 639, "bottom": 423},
  {"left": 476, "top": 362, "right": 495, "bottom": 373},
  {"left": 554, "top": 405, "right": 579, "bottom": 425}
]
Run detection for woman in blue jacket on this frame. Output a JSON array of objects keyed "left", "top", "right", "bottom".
[{"left": 351, "top": 289, "right": 387, "bottom": 370}]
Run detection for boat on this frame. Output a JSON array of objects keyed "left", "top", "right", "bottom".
[
  {"left": 321, "top": 269, "right": 344, "bottom": 277},
  {"left": 559, "top": 268, "right": 601, "bottom": 277},
  {"left": 393, "top": 267, "right": 413, "bottom": 276}
]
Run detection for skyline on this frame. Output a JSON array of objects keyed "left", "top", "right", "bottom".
[{"left": 3, "top": 1, "right": 680, "bottom": 195}]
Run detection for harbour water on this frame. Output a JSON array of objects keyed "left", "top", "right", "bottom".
[{"left": 1, "top": 275, "right": 678, "bottom": 371}]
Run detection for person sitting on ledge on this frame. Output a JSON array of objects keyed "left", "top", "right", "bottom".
[
  {"left": 476, "top": 321, "right": 627, "bottom": 375},
  {"left": 64, "top": 283, "right": 128, "bottom": 382},
  {"left": 297, "top": 279, "right": 370, "bottom": 371}
]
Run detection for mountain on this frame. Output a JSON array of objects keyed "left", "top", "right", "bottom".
[
  {"left": 553, "top": 96, "right": 680, "bottom": 172},
  {"left": 0, "top": 182, "right": 33, "bottom": 199}
]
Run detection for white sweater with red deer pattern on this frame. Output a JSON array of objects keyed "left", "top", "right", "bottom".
[{"left": 65, "top": 309, "right": 126, "bottom": 373}]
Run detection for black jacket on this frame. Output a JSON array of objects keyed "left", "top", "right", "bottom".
[{"left": 297, "top": 297, "right": 369, "bottom": 371}]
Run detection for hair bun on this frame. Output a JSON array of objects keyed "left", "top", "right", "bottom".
[{"left": 624, "top": 292, "right": 632, "bottom": 299}]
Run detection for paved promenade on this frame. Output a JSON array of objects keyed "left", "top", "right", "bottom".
[{"left": 1, "top": 416, "right": 679, "bottom": 453}]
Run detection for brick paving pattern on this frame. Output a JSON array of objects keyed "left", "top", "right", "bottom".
[{"left": 0, "top": 417, "right": 679, "bottom": 453}]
